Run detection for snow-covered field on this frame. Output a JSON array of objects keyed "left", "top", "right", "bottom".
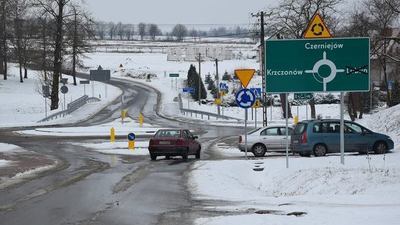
[
  {"left": 190, "top": 105, "right": 400, "bottom": 225},
  {"left": 0, "top": 64, "right": 121, "bottom": 128}
]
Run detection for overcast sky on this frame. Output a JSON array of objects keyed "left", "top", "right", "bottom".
[{"left": 83, "top": 0, "right": 274, "bottom": 25}]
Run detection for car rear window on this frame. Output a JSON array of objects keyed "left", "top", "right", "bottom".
[
  {"left": 248, "top": 128, "right": 261, "bottom": 135},
  {"left": 293, "top": 123, "right": 307, "bottom": 135},
  {"left": 155, "top": 130, "right": 181, "bottom": 138}
]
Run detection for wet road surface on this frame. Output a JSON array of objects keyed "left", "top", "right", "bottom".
[{"left": 0, "top": 77, "right": 243, "bottom": 225}]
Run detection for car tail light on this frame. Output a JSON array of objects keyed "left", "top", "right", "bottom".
[
  {"left": 300, "top": 132, "right": 307, "bottom": 144},
  {"left": 239, "top": 136, "right": 242, "bottom": 143},
  {"left": 176, "top": 138, "right": 185, "bottom": 146}
]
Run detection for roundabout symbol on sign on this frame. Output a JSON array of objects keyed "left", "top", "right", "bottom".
[
  {"left": 305, "top": 51, "right": 345, "bottom": 91},
  {"left": 235, "top": 89, "right": 256, "bottom": 109}
]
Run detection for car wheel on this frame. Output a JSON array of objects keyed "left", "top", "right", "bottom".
[
  {"left": 252, "top": 144, "right": 266, "bottom": 157},
  {"left": 150, "top": 154, "right": 157, "bottom": 161},
  {"left": 373, "top": 141, "right": 387, "bottom": 154},
  {"left": 313, "top": 144, "right": 327, "bottom": 157},
  {"left": 182, "top": 154, "right": 188, "bottom": 160}
]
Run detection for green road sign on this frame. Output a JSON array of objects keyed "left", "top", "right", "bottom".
[
  {"left": 294, "top": 93, "right": 313, "bottom": 100},
  {"left": 265, "top": 37, "right": 370, "bottom": 93},
  {"left": 169, "top": 73, "right": 179, "bottom": 78}
]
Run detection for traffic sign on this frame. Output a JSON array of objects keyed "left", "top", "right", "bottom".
[
  {"left": 235, "top": 89, "right": 256, "bottom": 108},
  {"left": 80, "top": 80, "right": 90, "bottom": 84},
  {"left": 42, "top": 85, "right": 50, "bottom": 97},
  {"left": 183, "top": 87, "right": 195, "bottom": 93},
  {"left": 219, "top": 83, "right": 228, "bottom": 91},
  {"left": 294, "top": 93, "right": 313, "bottom": 100},
  {"left": 90, "top": 70, "right": 111, "bottom": 81},
  {"left": 60, "top": 86, "right": 68, "bottom": 94},
  {"left": 388, "top": 80, "right": 394, "bottom": 91},
  {"left": 169, "top": 73, "right": 179, "bottom": 78},
  {"left": 303, "top": 13, "right": 332, "bottom": 39},
  {"left": 250, "top": 88, "right": 262, "bottom": 98},
  {"left": 234, "top": 69, "right": 255, "bottom": 88},
  {"left": 265, "top": 37, "right": 370, "bottom": 93},
  {"left": 214, "top": 98, "right": 222, "bottom": 105},
  {"left": 252, "top": 100, "right": 261, "bottom": 108},
  {"left": 128, "top": 133, "right": 136, "bottom": 141}
]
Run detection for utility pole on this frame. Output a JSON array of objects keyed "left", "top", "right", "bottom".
[
  {"left": 252, "top": 11, "right": 267, "bottom": 126},
  {"left": 198, "top": 53, "right": 202, "bottom": 105},
  {"left": 215, "top": 58, "right": 221, "bottom": 115}
]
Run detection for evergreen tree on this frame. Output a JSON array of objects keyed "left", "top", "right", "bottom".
[
  {"left": 207, "top": 79, "right": 215, "bottom": 90},
  {"left": 186, "top": 64, "right": 207, "bottom": 101},
  {"left": 222, "top": 71, "right": 232, "bottom": 81},
  {"left": 205, "top": 73, "right": 212, "bottom": 84}
]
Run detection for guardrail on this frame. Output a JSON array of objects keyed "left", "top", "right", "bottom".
[
  {"left": 178, "top": 94, "right": 242, "bottom": 121},
  {"left": 38, "top": 95, "right": 101, "bottom": 122}
]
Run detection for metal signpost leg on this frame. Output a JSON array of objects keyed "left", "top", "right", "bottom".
[
  {"left": 255, "top": 107, "right": 257, "bottom": 129},
  {"left": 245, "top": 108, "right": 248, "bottom": 160},
  {"left": 285, "top": 93, "right": 289, "bottom": 169},
  {"left": 92, "top": 81, "right": 94, "bottom": 98},
  {"left": 84, "top": 84, "right": 86, "bottom": 96},
  {"left": 105, "top": 83, "right": 108, "bottom": 98},
  {"left": 45, "top": 98, "right": 47, "bottom": 117},
  {"left": 340, "top": 92, "right": 345, "bottom": 164},
  {"left": 63, "top": 93, "right": 66, "bottom": 111}
]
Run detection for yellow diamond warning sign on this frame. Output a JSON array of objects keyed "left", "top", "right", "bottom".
[
  {"left": 235, "top": 69, "right": 255, "bottom": 88},
  {"left": 303, "top": 13, "right": 332, "bottom": 39}
]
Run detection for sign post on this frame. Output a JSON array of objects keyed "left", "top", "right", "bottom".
[
  {"left": 266, "top": 14, "right": 370, "bottom": 166},
  {"left": 90, "top": 67, "right": 111, "bottom": 99},
  {"left": 128, "top": 133, "right": 136, "bottom": 150}
]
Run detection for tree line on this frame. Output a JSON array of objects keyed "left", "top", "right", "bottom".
[
  {"left": 94, "top": 22, "right": 251, "bottom": 41},
  {"left": 0, "top": 0, "right": 93, "bottom": 110}
]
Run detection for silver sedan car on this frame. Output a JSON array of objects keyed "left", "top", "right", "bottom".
[{"left": 238, "top": 126, "right": 293, "bottom": 157}]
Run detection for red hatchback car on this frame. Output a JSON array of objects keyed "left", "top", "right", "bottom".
[{"left": 148, "top": 129, "right": 201, "bottom": 160}]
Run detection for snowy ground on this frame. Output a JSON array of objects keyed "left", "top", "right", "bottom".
[
  {"left": 79, "top": 141, "right": 150, "bottom": 156},
  {"left": 0, "top": 143, "right": 57, "bottom": 189},
  {"left": 190, "top": 105, "right": 400, "bottom": 225},
  {"left": 18, "top": 118, "right": 163, "bottom": 137},
  {"left": 0, "top": 63, "right": 121, "bottom": 128}
]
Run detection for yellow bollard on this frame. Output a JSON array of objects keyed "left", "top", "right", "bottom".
[
  {"left": 121, "top": 110, "right": 127, "bottom": 123},
  {"left": 294, "top": 115, "right": 299, "bottom": 125},
  {"left": 139, "top": 113, "right": 144, "bottom": 127},
  {"left": 110, "top": 127, "right": 115, "bottom": 143},
  {"left": 128, "top": 141, "right": 135, "bottom": 150}
]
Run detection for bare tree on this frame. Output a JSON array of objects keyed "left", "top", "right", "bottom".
[
  {"left": 108, "top": 22, "right": 116, "bottom": 40},
  {"left": 148, "top": 24, "right": 160, "bottom": 41},
  {"left": 138, "top": 22, "right": 146, "bottom": 40},
  {"left": 65, "top": 5, "right": 93, "bottom": 85},
  {"left": 0, "top": 0, "right": 11, "bottom": 80},
  {"left": 124, "top": 24, "right": 134, "bottom": 40},
  {"left": 171, "top": 24, "right": 187, "bottom": 41},
  {"left": 265, "top": 0, "right": 341, "bottom": 119},
  {"left": 366, "top": 0, "right": 400, "bottom": 106},
  {"left": 34, "top": 0, "right": 73, "bottom": 110}
]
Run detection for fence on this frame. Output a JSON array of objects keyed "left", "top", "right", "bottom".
[
  {"left": 178, "top": 94, "right": 241, "bottom": 121},
  {"left": 38, "top": 95, "right": 101, "bottom": 122}
]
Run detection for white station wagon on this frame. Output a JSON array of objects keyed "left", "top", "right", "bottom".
[{"left": 238, "top": 126, "right": 293, "bottom": 157}]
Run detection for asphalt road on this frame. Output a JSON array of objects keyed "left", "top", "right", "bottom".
[{"left": 0, "top": 77, "right": 243, "bottom": 225}]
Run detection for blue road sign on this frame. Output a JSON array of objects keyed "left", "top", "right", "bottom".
[
  {"left": 220, "top": 83, "right": 228, "bottom": 91},
  {"left": 183, "top": 87, "right": 195, "bottom": 93},
  {"left": 388, "top": 80, "right": 394, "bottom": 91},
  {"left": 235, "top": 89, "right": 256, "bottom": 108},
  {"left": 249, "top": 88, "right": 262, "bottom": 98},
  {"left": 128, "top": 133, "right": 136, "bottom": 141}
]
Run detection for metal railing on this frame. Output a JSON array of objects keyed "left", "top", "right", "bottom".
[
  {"left": 38, "top": 95, "right": 101, "bottom": 122},
  {"left": 178, "top": 94, "right": 242, "bottom": 121}
]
